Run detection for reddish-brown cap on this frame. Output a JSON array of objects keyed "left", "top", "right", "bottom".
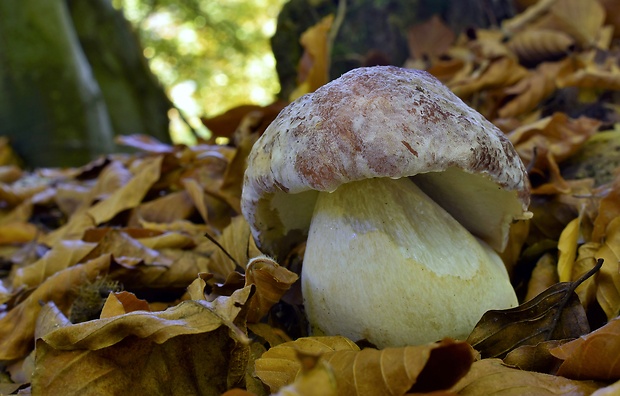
[{"left": 241, "top": 66, "right": 530, "bottom": 257}]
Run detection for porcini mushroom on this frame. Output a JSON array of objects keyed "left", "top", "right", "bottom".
[{"left": 241, "top": 66, "right": 531, "bottom": 348}]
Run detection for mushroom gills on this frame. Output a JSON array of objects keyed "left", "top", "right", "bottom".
[{"left": 301, "top": 176, "right": 518, "bottom": 348}]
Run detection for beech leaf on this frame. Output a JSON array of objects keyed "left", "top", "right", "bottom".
[
  {"left": 450, "top": 359, "right": 602, "bottom": 395},
  {"left": 550, "top": 316, "right": 620, "bottom": 381},
  {"left": 255, "top": 337, "right": 474, "bottom": 395},
  {"left": 467, "top": 260, "right": 601, "bottom": 358}
]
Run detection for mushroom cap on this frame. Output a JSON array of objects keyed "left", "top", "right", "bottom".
[{"left": 241, "top": 66, "right": 530, "bottom": 257}]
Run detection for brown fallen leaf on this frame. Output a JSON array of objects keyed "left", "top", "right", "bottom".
[
  {"left": 208, "top": 215, "right": 263, "bottom": 279},
  {"left": 407, "top": 15, "right": 455, "bottom": 64},
  {"left": 11, "top": 240, "right": 97, "bottom": 289},
  {"left": 254, "top": 336, "right": 360, "bottom": 392},
  {"left": 466, "top": 260, "right": 600, "bottom": 358},
  {"left": 496, "top": 61, "right": 563, "bottom": 119},
  {"left": 507, "top": 30, "right": 574, "bottom": 66},
  {"left": 503, "top": 339, "right": 566, "bottom": 373},
  {"left": 551, "top": 316, "right": 620, "bottom": 381},
  {"left": 546, "top": 0, "right": 606, "bottom": 48},
  {"left": 255, "top": 337, "right": 474, "bottom": 395},
  {"left": 100, "top": 291, "right": 150, "bottom": 318},
  {"left": 245, "top": 256, "right": 299, "bottom": 323},
  {"left": 0, "top": 254, "right": 111, "bottom": 361},
  {"left": 450, "top": 358, "right": 602, "bottom": 395},
  {"left": 449, "top": 57, "right": 528, "bottom": 99},
  {"left": 32, "top": 287, "right": 253, "bottom": 395}
]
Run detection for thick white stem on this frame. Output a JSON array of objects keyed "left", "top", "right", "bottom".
[{"left": 302, "top": 177, "right": 518, "bottom": 347}]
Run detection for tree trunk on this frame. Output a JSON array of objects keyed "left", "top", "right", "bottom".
[
  {"left": 67, "top": 0, "right": 172, "bottom": 144},
  {"left": 0, "top": 0, "right": 115, "bottom": 167}
]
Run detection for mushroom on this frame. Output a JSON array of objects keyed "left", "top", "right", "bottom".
[{"left": 241, "top": 66, "right": 531, "bottom": 348}]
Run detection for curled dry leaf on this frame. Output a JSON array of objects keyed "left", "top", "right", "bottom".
[
  {"left": 244, "top": 256, "right": 299, "bottom": 323},
  {"left": 449, "top": 57, "right": 528, "bottom": 99},
  {"left": 550, "top": 316, "right": 620, "bottom": 381},
  {"left": 42, "top": 285, "right": 251, "bottom": 348},
  {"left": 255, "top": 337, "right": 474, "bottom": 395},
  {"left": 450, "top": 358, "right": 602, "bottom": 395},
  {"left": 466, "top": 260, "right": 600, "bottom": 359},
  {"left": 100, "top": 291, "right": 151, "bottom": 318},
  {"left": 32, "top": 287, "right": 256, "bottom": 395},
  {"left": 507, "top": 30, "right": 574, "bottom": 66}
]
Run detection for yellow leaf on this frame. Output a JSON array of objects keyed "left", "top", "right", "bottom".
[
  {"left": 557, "top": 217, "right": 581, "bottom": 283},
  {"left": 289, "top": 15, "right": 334, "bottom": 101}
]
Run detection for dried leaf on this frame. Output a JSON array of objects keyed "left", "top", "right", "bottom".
[
  {"left": 551, "top": 316, "right": 620, "bottom": 380},
  {"left": 557, "top": 216, "right": 581, "bottom": 283},
  {"left": 503, "top": 339, "right": 565, "bottom": 373},
  {"left": 256, "top": 337, "right": 474, "bottom": 395},
  {"left": 497, "top": 61, "right": 562, "bottom": 118},
  {"left": 208, "top": 215, "right": 262, "bottom": 278},
  {"left": 525, "top": 253, "right": 559, "bottom": 302},
  {"left": 548, "top": 0, "right": 606, "bottom": 47},
  {"left": 407, "top": 15, "right": 455, "bottom": 61},
  {"left": 255, "top": 336, "right": 359, "bottom": 392},
  {"left": 133, "top": 190, "right": 196, "bottom": 224},
  {"left": 594, "top": 217, "right": 620, "bottom": 319},
  {"left": 273, "top": 358, "right": 337, "bottom": 396},
  {"left": 0, "top": 221, "right": 38, "bottom": 245},
  {"left": 449, "top": 57, "right": 528, "bottom": 99},
  {"left": 289, "top": 14, "right": 334, "bottom": 101},
  {"left": 12, "top": 240, "right": 97, "bottom": 289},
  {"left": 557, "top": 50, "right": 620, "bottom": 90},
  {"left": 244, "top": 256, "right": 298, "bottom": 323},
  {"left": 592, "top": 172, "right": 620, "bottom": 242},
  {"left": 87, "top": 155, "right": 163, "bottom": 225},
  {"left": 507, "top": 30, "right": 574, "bottom": 66},
  {"left": 508, "top": 113, "right": 600, "bottom": 193},
  {"left": 100, "top": 291, "right": 150, "bottom": 318},
  {"left": 325, "top": 339, "right": 474, "bottom": 395},
  {"left": 450, "top": 358, "right": 602, "bottom": 395},
  {"left": 467, "top": 261, "right": 599, "bottom": 358},
  {"left": 41, "top": 285, "right": 251, "bottom": 350},
  {"left": 0, "top": 254, "right": 111, "bottom": 360}
]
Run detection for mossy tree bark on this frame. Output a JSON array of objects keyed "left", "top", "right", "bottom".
[{"left": 0, "top": 0, "right": 171, "bottom": 168}]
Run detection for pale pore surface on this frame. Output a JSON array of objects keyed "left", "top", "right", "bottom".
[{"left": 302, "top": 177, "right": 518, "bottom": 347}]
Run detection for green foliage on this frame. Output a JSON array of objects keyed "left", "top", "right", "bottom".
[{"left": 113, "top": 0, "right": 285, "bottom": 119}]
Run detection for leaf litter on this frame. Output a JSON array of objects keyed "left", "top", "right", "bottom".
[{"left": 4, "top": 0, "right": 620, "bottom": 394}]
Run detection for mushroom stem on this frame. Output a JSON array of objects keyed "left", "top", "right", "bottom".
[{"left": 302, "top": 176, "right": 518, "bottom": 347}]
